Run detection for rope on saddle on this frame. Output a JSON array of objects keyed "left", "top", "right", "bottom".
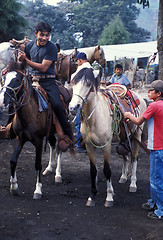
[
  {"left": 81, "top": 95, "right": 122, "bottom": 149},
  {"left": 111, "top": 102, "right": 122, "bottom": 140}
]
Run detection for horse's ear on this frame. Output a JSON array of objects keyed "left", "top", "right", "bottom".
[{"left": 95, "top": 45, "right": 100, "bottom": 51}]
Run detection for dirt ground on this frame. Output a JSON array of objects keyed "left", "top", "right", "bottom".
[{"left": 0, "top": 113, "right": 163, "bottom": 240}]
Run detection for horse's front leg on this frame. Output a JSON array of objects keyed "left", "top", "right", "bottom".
[
  {"left": 33, "top": 144, "right": 43, "bottom": 199},
  {"left": 119, "top": 155, "right": 129, "bottom": 184},
  {"left": 103, "top": 145, "right": 114, "bottom": 207},
  {"left": 86, "top": 145, "right": 98, "bottom": 207},
  {"left": 10, "top": 137, "right": 24, "bottom": 196}
]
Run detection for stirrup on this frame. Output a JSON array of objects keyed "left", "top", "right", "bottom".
[{"left": 58, "top": 135, "right": 73, "bottom": 152}]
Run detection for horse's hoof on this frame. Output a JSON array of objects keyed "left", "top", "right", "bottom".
[
  {"left": 10, "top": 188, "right": 19, "bottom": 196},
  {"left": 33, "top": 193, "right": 42, "bottom": 199},
  {"left": 104, "top": 201, "right": 113, "bottom": 208},
  {"left": 119, "top": 178, "right": 127, "bottom": 184},
  {"left": 86, "top": 199, "right": 95, "bottom": 207},
  {"left": 129, "top": 186, "right": 137, "bottom": 192},
  {"left": 42, "top": 168, "right": 53, "bottom": 176},
  {"left": 55, "top": 176, "right": 62, "bottom": 183}
]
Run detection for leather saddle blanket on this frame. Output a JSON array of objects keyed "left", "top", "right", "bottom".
[
  {"left": 34, "top": 81, "right": 72, "bottom": 116},
  {"left": 100, "top": 83, "right": 140, "bottom": 117}
]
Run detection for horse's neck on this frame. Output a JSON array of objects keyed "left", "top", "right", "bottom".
[{"left": 83, "top": 91, "right": 100, "bottom": 120}]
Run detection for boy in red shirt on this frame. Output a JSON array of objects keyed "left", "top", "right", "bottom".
[{"left": 124, "top": 80, "right": 163, "bottom": 220}]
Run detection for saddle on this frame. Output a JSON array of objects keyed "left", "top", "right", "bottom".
[
  {"left": 99, "top": 83, "right": 141, "bottom": 155},
  {"left": 9, "top": 36, "right": 31, "bottom": 51}
]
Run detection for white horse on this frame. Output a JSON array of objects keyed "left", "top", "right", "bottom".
[
  {"left": 69, "top": 70, "right": 146, "bottom": 207},
  {"left": 0, "top": 42, "right": 16, "bottom": 71}
]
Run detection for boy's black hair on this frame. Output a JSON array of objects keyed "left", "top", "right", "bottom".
[
  {"left": 35, "top": 22, "right": 52, "bottom": 33},
  {"left": 115, "top": 64, "right": 123, "bottom": 70}
]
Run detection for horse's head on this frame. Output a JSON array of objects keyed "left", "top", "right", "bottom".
[
  {"left": 69, "top": 68, "right": 99, "bottom": 114},
  {"left": 0, "top": 38, "right": 29, "bottom": 72},
  {"left": 94, "top": 45, "right": 106, "bottom": 68},
  {"left": 0, "top": 42, "right": 16, "bottom": 71},
  {"left": 0, "top": 71, "right": 23, "bottom": 109}
]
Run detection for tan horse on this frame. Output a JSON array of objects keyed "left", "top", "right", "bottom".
[
  {"left": 69, "top": 70, "right": 146, "bottom": 207},
  {"left": 82, "top": 45, "right": 106, "bottom": 67}
]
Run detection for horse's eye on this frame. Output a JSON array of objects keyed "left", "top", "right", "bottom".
[{"left": 86, "top": 79, "right": 91, "bottom": 87}]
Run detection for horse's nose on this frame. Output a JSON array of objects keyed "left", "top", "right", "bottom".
[{"left": 69, "top": 104, "right": 80, "bottom": 115}]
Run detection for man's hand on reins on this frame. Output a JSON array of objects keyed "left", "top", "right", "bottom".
[{"left": 18, "top": 52, "right": 27, "bottom": 62}]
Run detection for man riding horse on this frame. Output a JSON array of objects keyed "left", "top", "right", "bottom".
[{"left": 1, "top": 22, "right": 73, "bottom": 149}]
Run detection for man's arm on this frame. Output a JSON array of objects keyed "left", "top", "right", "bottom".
[
  {"left": 124, "top": 112, "right": 146, "bottom": 125},
  {"left": 18, "top": 52, "right": 52, "bottom": 73}
]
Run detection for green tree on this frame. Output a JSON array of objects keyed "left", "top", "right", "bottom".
[
  {"left": 20, "top": 0, "right": 77, "bottom": 49},
  {"left": 98, "top": 15, "right": 130, "bottom": 45},
  {"left": 71, "top": 0, "right": 150, "bottom": 47},
  {"left": 0, "top": 0, "right": 27, "bottom": 42}
]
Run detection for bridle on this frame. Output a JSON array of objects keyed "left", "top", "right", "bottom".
[
  {"left": 94, "top": 49, "right": 106, "bottom": 67},
  {"left": 73, "top": 83, "right": 94, "bottom": 105},
  {"left": 1, "top": 72, "right": 31, "bottom": 115},
  {"left": 73, "top": 82, "right": 99, "bottom": 122}
]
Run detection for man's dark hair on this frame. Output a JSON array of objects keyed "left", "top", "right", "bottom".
[
  {"left": 115, "top": 64, "right": 123, "bottom": 70},
  {"left": 35, "top": 22, "right": 52, "bottom": 33}
]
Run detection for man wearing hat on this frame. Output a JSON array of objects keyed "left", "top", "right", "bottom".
[
  {"left": 124, "top": 80, "right": 163, "bottom": 220},
  {"left": 71, "top": 52, "right": 96, "bottom": 153}
]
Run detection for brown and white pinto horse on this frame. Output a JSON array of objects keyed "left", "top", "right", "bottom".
[
  {"left": 0, "top": 62, "right": 73, "bottom": 198},
  {"left": 69, "top": 70, "right": 146, "bottom": 207}
]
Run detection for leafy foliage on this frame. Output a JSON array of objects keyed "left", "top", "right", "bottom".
[
  {"left": 21, "top": 1, "right": 78, "bottom": 49},
  {"left": 0, "top": 0, "right": 27, "bottom": 42},
  {"left": 71, "top": 0, "right": 151, "bottom": 47},
  {"left": 98, "top": 15, "right": 130, "bottom": 45},
  {"left": 0, "top": 0, "right": 151, "bottom": 49}
]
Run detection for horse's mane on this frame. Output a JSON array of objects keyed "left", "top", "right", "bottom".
[
  {"left": 7, "top": 60, "right": 26, "bottom": 72},
  {"left": 72, "top": 68, "right": 99, "bottom": 90}
]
